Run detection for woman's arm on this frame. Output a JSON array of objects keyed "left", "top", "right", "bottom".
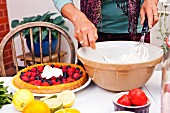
[{"left": 53, "top": 1, "right": 97, "bottom": 49}]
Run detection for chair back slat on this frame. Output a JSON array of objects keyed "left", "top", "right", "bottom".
[
  {"left": 57, "top": 32, "right": 61, "bottom": 62},
  {"left": 48, "top": 29, "right": 52, "bottom": 62},
  {"left": 39, "top": 27, "right": 43, "bottom": 63},
  {"left": 12, "top": 38, "right": 18, "bottom": 73},
  {"left": 29, "top": 28, "right": 35, "bottom": 64},
  {"left": 19, "top": 32, "right": 27, "bottom": 67}
]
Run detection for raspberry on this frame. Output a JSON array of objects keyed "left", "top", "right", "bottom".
[
  {"left": 41, "top": 82, "right": 50, "bottom": 86},
  {"left": 67, "top": 70, "right": 74, "bottom": 76},
  {"left": 30, "top": 77, "right": 35, "bottom": 81},
  {"left": 21, "top": 76, "right": 29, "bottom": 82},
  {"left": 62, "top": 65, "right": 67, "bottom": 69},
  {"left": 31, "top": 67, "right": 37, "bottom": 72},
  {"left": 37, "top": 66, "right": 44, "bottom": 72},
  {"left": 67, "top": 77, "right": 75, "bottom": 83},
  {"left": 67, "top": 67, "right": 75, "bottom": 73},
  {"left": 51, "top": 79, "right": 56, "bottom": 84},
  {"left": 62, "top": 78, "right": 67, "bottom": 83},
  {"left": 33, "top": 80, "right": 42, "bottom": 86},
  {"left": 31, "top": 72, "right": 37, "bottom": 77},
  {"left": 73, "top": 73, "right": 81, "bottom": 80},
  {"left": 62, "top": 68, "right": 67, "bottom": 72},
  {"left": 51, "top": 76, "right": 56, "bottom": 80},
  {"left": 53, "top": 81, "right": 61, "bottom": 85},
  {"left": 55, "top": 65, "right": 60, "bottom": 68}
]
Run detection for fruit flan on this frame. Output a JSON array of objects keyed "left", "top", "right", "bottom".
[{"left": 12, "top": 62, "right": 88, "bottom": 94}]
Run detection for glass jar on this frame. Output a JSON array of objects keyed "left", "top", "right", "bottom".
[{"left": 161, "top": 50, "right": 170, "bottom": 113}]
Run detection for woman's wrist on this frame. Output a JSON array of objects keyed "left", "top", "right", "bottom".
[{"left": 61, "top": 3, "right": 86, "bottom": 25}]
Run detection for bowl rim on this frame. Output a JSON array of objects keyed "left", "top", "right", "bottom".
[
  {"left": 77, "top": 41, "right": 163, "bottom": 69},
  {"left": 112, "top": 91, "right": 151, "bottom": 108}
]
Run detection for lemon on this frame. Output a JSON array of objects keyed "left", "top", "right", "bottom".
[
  {"left": 54, "top": 109, "right": 65, "bottom": 113},
  {"left": 54, "top": 108, "right": 80, "bottom": 113},
  {"left": 12, "top": 89, "right": 34, "bottom": 111},
  {"left": 22, "top": 100, "right": 50, "bottom": 113},
  {"left": 43, "top": 98, "right": 63, "bottom": 113},
  {"left": 64, "top": 108, "right": 80, "bottom": 113},
  {"left": 57, "top": 90, "right": 75, "bottom": 108}
]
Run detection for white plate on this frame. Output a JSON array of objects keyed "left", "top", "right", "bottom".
[{"left": 10, "top": 77, "right": 91, "bottom": 97}]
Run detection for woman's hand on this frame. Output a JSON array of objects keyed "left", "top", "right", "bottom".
[
  {"left": 61, "top": 3, "right": 98, "bottom": 49},
  {"left": 140, "top": 0, "right": 159, "bottom": 28}
]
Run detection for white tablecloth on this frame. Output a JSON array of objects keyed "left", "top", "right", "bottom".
[{"left": 0, "top": 71, "right": 162, "bottom": 113}]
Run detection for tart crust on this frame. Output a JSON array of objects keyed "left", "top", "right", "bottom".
[{"left": 12, "top": 63, "right": 88, "bottom": 94}]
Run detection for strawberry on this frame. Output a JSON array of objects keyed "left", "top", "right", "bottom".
[
  {"left": 117, "top": 94, "right": 131, "bottom": 106},
  {"left": 41, "top": 82, "right": 50, "bottom": 86},
  {"left": 128, "top": 88, "right": 148, "bottom": 106}
]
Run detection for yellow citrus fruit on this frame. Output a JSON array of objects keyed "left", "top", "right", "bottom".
[
  {"left": 22, "top": 100, "right": 50, "bottom": 113},
  {"left": 43, "top": 98, "right": 63, "bottom": 113},
  {"left": 12, "top": 89, "right": 34, "bottom": 111},
  {"left": 65, "top": 108, "right": 80, "bottom": 113},
  {"left": 54, "top": 109, "right": 65, "bottom": 113},
  {"left": 54, "top": 108, "right": 80, "bottom": 113},
  {"left": 57, "top": 90, "right": 75, "bottom": 108}
]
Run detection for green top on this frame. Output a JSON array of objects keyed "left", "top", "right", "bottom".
[{"left": 98, "top": 0, "right": 143, "bottom": 34}]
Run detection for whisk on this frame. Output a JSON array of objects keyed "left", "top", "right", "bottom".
[{"left": 127, "top": 18, "right": 149, "bottom": 63}]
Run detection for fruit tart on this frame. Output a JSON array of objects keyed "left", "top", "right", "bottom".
[{"left": 12, "top": 62, "right": 88, "bottom": 94}]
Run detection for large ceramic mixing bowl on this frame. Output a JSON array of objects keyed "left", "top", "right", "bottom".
[{"left": 77, "top": 41, "right": 163, "bottom": 91}]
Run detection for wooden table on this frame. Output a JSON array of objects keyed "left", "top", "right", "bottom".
[{"left": 0, "top": 71, "right": 162, "bottom": 113}]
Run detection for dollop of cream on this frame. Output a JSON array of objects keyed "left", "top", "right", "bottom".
[{"left": 41, "top": 65, "right": 63, "bottom": 79}]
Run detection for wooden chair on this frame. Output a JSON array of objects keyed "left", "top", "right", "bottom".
[{"left": 0, "top": 22, "right": 76, "bottom": 76}]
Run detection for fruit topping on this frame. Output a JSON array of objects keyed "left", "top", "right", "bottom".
[{"left": 20, "top": 64, "right": 84, "bottom": 86}]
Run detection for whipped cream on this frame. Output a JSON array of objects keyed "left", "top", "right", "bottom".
[{"left": 41, "top": 65, "right": 63, "bottom": 79}]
